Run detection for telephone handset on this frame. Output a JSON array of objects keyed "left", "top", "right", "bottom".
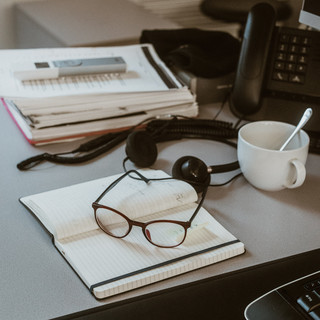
[
  {"left": 230, "top": 2, "right": 320, "bottom": 132},
  {"left": 230, "top": 3, "right": 276, "bottom": 116}
]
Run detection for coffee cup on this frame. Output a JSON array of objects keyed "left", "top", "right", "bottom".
[{"left": 237, "top": 121, "right": 309, "bottom": 191}]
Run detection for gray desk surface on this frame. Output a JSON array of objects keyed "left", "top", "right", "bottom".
[{"left": 0, "top": 103, "right": 319, "bottom": 320}]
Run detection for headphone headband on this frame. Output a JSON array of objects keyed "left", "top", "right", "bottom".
[{"left": 124, "top": 121, "right": 240, "bottom": 192}]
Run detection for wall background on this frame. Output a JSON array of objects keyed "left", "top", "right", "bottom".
[
  {"left": 0, "top": 0, "right": 217, "bottom": 49},
  {"left": 0, "top": 0, "right": 44, "bottom": 48},
  {"left": 0, "top": 0, "right": 303, "bottom": 49}
]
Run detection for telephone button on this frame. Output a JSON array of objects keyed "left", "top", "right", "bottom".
[
  {"left": 278, "top": 43, "right": 288, "bottom": 51},
  {"left": 290, "top": 35, "right": 300, "bottom": 44},
  {"left": 285, "top": 63, "right": 295, "bottom": 72},
  {"left": 289, "top": 45, "right": 298, "bottom": 53},
  {"left": 280, "top": 33, "right": 290, "bottom": 43},
  {"left": 275, "top": 61, "right": 285, "bottom": 70},
  {"left": 273, "top": 71, "right": 289, "bottom": 81},
  {"left": 296, "top": 64, "right": 306, "bottom": 73},
  {"left": 298, "top": 55, "right": 307, "bottom": 64},
  {"left": 301, "top": 37, "right": 312, "bottom": 46},
  {"left": 300, "top": 46, "right": 309, "bottom": 54},
  {"left": 276, "top": 52, "right": 286, "bottom": 61},
  {"left": 287, "top": 54, "right": 297, "bottom": 63},
  {"left": 289, "top": 74, "right": 305, "bottom": 84}
]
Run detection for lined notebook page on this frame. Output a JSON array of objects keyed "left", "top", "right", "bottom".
[
  {"left": 54, "top": 205, "right": 244, "bottom": 299},
  {"left": 20, "top": 170, "right": 197, "bottom": 240}
]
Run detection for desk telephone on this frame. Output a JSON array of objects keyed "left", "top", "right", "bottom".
[{"left": 230, "top": 3, "right": 320, "bottom": 133}]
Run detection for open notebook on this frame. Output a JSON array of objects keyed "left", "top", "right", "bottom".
[{"left": 20, "top": 169, "right": 245, "bottom": 299}]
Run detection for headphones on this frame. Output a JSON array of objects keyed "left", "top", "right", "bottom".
[
  {"left": 124, "top": 130, "right": 240, "bottom": 192},
  {"left": 17, "top": 116, "right": 241, "bottom": 191}
]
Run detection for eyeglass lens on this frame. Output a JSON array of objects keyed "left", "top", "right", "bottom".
[
  {"left": 95, "top": 207, "right": 187, "bottom": 247},
  {"left": 96, "top": 207, "right": 130, "bottom": 237},
  {"left": 145, "top": 221, "right": 186, "bottom": 247}
]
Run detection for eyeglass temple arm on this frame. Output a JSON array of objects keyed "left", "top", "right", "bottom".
[
  {"left": 94, "top": 170, "right": 150, "bottom": 203},
  {"left": 188, "top": 185, "right": 208, "bottom": 224}
]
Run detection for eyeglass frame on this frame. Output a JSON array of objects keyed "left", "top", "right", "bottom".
[{"left": 92, "top": 170, "right": 208, "bottom": 248}]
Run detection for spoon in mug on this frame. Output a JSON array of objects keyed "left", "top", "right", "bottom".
[{"left": 279, "top": 107, "right": 313, "bottom": 151}]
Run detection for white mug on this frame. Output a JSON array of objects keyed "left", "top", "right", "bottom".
[{"left": 237, "top": 121, "right": 309, "bottom": 191}]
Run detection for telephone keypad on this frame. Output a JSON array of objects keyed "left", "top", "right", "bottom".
[{"left": 273, "top": 31, "right": 311, "bottom": 85}]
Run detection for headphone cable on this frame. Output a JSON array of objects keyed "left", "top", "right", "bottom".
[{"left": 17, "top": 115, "right": 238, "bottom": 170}]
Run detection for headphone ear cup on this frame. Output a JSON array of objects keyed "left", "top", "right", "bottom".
[
  {"left": 125, "top": 131, "right": 158, "bottom": 167},
  {"left": 172, "top": 156, "right": 210, "bottom": 192}
]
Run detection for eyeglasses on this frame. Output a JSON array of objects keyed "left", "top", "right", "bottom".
[{"left": 92, "top": 170, "right": 208, "bottom": 248}]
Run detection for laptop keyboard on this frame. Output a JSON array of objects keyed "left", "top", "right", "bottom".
[
  {"left": 277, "top": 271, "right": 320, "bottom": 319},
  {"left": 245, "top": 270, "right": 320, "bottom": 319}
]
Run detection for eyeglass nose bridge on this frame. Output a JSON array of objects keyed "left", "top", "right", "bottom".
[
  {"left": 129, "top": 219, "right": 146, "bottom": 229},
  {"left": 127, "top": 219, "right": 153, "bottom": 242}
]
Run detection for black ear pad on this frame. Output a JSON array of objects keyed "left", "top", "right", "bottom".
[
  {"left": 172, "top": 156, "right": 210, "bottom": 192},
  {"left": 125, "top": 131, "right": 158, "bottom": 167}
]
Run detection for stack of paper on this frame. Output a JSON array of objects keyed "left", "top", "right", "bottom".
[{"left": 0, "top": 45, "right": 198, "bottom": 144}]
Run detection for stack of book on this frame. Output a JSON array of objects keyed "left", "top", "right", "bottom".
[{"left": 0, "top": 44, "right": 198, "bottom": 144}]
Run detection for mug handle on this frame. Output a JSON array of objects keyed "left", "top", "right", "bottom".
[{"left": 286, "top": 159, "right": 306, "bottom": 189}]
